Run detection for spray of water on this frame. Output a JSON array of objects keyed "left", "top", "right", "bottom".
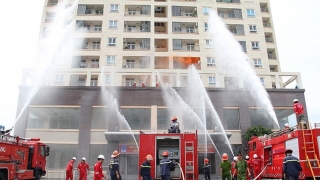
[
  {"left": 13, "top": 1, "right": 80, "bottom": 128},
  {"left": 208, "top": 11, "right": 279, "bottom": 127}
]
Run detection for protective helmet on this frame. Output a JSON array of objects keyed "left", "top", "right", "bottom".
[
  {"left": 284, "top": 123, "right": 289, "bottom": 127},
  {"left": 82, "top": 157, "right": 86, "bottom": 161},
  {"left": 245, "top": 155, "right": 249, "bottom": 160},
  {"left": 145, "top": 154, "right": 153, "bottom": 161},
  {"left": 204, "top": 159, "right": 209, "bottom": 163},
  {"left": 111, "top": 150, "right": 120, "bottom": 157},
  {"left": 253, "top": 154, "right": 258, "bottom": 159},
  {"left": 222, "top": 153, "right": 228, "bottom": 160},
  {"left": 285, "top": 149, "right": 293, "bottom": 155},
  {"left": 72, "top": 157, "right": 76, "bottom": 160},
  {"left": 171, "top": 116, "right": 178, "bottom": 121},
  {"left": 293, "top": 99, "right": 298, "bottom": 103},
  {"left": 233, "top": 157, "right": 238, "bottom": 161},
  {"left": 162, "top": 151, "right": 169, "bottom": 156},
  {"left": 98, "top": 155, "right": 105, "bottom": 159}
]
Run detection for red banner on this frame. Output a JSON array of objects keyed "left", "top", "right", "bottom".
[
  {"left": 198, "top": 144, "right": 215, "bottom": 153},
  {"left": 119, "top": 144, "right": 138, "bottom": 154}
]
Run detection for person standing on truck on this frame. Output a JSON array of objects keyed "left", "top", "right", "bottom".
[
  {"left": 220, "top": 153, "right": 231, "bottom": 180},
  {"left": 231, "top": 157, "right": 238, "bottom": 180},
  {"left": 204, "top": 158, "right": 211, "bottom": 180},
  {"left": 252, "top": 154, "right": 261, "bottom": 180},
  {"left": 233, "top": 154, "right": 251, "bottom": 180},
  {"left": 160, "top": 151, "right": 176, "bottom": 180},
  {"left": 77, "top": 157, "right": 89, "bottom": 180},
  {"left": 283, "top": 149, "right": 302, "bottom": 180},
  {"left": 140, "top": 154, "right": 153, "bottom": 180},
  {"left": 66, "top": 157, "right": 76, "bottom": 180},
  {"left": 109, "top": 150, "right": 121, "bottom": 180},
  {"left": 168, "top": 116, "right": 181, "bottom": 133},
  {"left": 293, "top": 99, "right": 307, "bottom": 129},
  {"left": 94, "top": 155, "right": 105, "bottom": 180}
]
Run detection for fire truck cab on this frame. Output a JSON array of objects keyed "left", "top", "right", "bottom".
[{"left": 247, "top": 125, "right": 320, "bottom": 180}]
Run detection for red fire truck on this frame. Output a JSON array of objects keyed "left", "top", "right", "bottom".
[
  {"left": 138, "top": 131, "right": 199, "bottom": 180},
  {"left": 247, "top": 124, "right": 320, "bottom": 180},
  {"left": 0, "top": 134, "right": 49, "bottom": 180}
]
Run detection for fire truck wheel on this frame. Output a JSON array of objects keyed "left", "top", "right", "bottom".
[
  {"left": 34, "top": 170, "right": 42, "bottom": 180},
  {"left": 0, "top": 172, "right": 6, "bottom": 180}
]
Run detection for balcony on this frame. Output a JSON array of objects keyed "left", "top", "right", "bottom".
[
  {"left": 77, "top": 5, "right": 104, "bottom": 15},
  {"left": 122, "top": 57, "right": 150, "bottom": 69},
  {"left": 217, "top": 8, "right": 242, "bottom": 19},
  {"left": 173, "top": 57, "right": 201, "bottom": 69},
  {"left": 123, "top": 75, "right": 150, "bottom": 87},
  {"left": 47, "top": 0, "right": 58, "bottom": 6},
  {"left": 124, "top": 5, "right": 151, "bottom": 16},
  {"left": 45, "top": 12, "right": 56, "bottom": 22},
  {"left": 263, "top": 17, "right": 272, "bottom": 28},
  {"left": 227, "top": 24, "right": 244, "bottom": 35},
  {"left": 172, "top": 39, "right": 199, "bottom": 51},
  {"left": 172, "top": 22, "right": 199, "bottom": 34},
  {"left": 265, "top": 37, "right": 274, "bottom": 43},
  {"left": 123, "top": 38, "right": 150, "bottom": 51},
  {"left": 267, "top": 49, "right": 277, "bottom": 59},
  {"left": 172, "top": 6, "right": 197, "bottom": 17},
  {"left": 269, "top": 65, "right": 279, "bottom": 72},
  {"left": 124, "top": 21, "right": 151, "bottom": 32},
  {"left": 238, "top": 41, "right": 247, "bottom": 52},
  {"left": 76, "top": 21, "right": 102, "bottom": 32},
  {"left": 155, "top": 22, "right": 168, "bottom": 34},
  {"left": 260, "top": 3, "right": 269, "bottom": 13},
  {"left": 263, "top": 22, "right": 272, "bottom": 27},
  {"left": 216, "top": 0, "right": 240, "bottom": 3},
  {"left": 90, "top": 76, "right": 98, "bottom": 86},
  {"left": 155, "top": 6, "right": 167, "bottom": 18},
  {"left": 155, "top": 57, "right": 169, "bottom": 69},
  {"left": 155, "top": 39, "right": 168, "bottom": 52},
  {"left": 71, "top": 56, "right": 100, "bottom": 68},
  {"left": 74, "top": 38, "right": 101, "bottom": 50},
  {"left": 70, "top": 75, "right": 86, "bottom": 86}
]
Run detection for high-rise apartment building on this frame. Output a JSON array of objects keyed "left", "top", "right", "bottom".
[{"left": 15, "top": 0, "right": 306, "bottom": 178}]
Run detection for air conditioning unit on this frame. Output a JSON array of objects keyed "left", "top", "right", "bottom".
[{"left": 123, "top": 64, "right": 128, "bottom": 68}]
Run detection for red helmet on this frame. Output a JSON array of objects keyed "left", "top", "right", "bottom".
[
  {"left": 285, "top": 148, "right": 293, "bottom": 154},
  {"left": 171, "top": 116, "right": 178, "bottom": 121},
  {"left": 162, "top": 151, "right": 169, "bottom": 156},
  {"left": 222, "top": 153, "right": 228, "bottom": 160},
  {"left": 204, "top": 159, "right": 209, "bottom": 163}
]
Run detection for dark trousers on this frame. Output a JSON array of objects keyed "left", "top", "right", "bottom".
[
  {"left": 142, "top": 176, "right": 152, "bottom": 180},
  {"left": 161, "top": 175, "right": 170, "bottom": 180},
  {"left": 286, "top": 175, "right": 299, "bottom": 180},
  {"left": 205, "top": 172, "right": 211, "bottom": 180},
  {"left": 110, "top": 176, "right": 122, "bottom": 180}
]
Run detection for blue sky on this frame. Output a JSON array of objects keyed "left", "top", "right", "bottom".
[{"left": 0, "top": 0, "right": 319, "bottom": 128}]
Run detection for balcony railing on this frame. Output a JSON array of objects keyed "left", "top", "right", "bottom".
[
  {"left": 263, "top": 23, "right": 272, "bottom": 27},
  {"left": 268, "top": 53, "right": 277, "bottom": 59},
  {"left": 219, "top": 13, "right": 237, "bottom": 19},
  {"left": 75, "top": 62, "right": 99, "bottom": 68},
  {"left": 124, "top": 28, "right": 150, "bottom": 32},
  {"left": 265, "top": 38, "right": 274, "bottom": 43},
  {"left": 124, "top": 11, "right": 150, "bottom": 16},
  {"left": 123, "top": 46, "right": 150, "bottom": 51},
  {"left": 261, "top": 8, "right": 269, "bottom": 12},
  {"left": 217, "top": 0, "right": 240, "bottom": 3},
  {"left": 172, "top": 29, "right": 198, "bottom": 34},
  {"left": 173, "top": 45, "right": 200, "bottom": 51}
]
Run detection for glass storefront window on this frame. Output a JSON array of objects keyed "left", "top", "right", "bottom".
[
  {"left": 157, "top": 108, "right": 170, "bottom": 130},
  {"left": 223, "top": 109, "right": 240, "bottom": 130},
  {"left": 46, "top": 144, "right": 78, "bottom": 169},
  {"left": 89, "top": 144, "right": 109, "bottom": 167},
  {"left": 120, "top": 108, "right": 151, "bottom": 130},
  {"left": 91, "top": 108, "right": 109, "bottom": 129},
  {"left": 27, "top": 107, "right": 80, "bottom": 129}
]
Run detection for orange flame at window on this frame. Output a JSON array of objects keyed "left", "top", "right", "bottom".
[{"left": 175, "top": 56, "right": 200, "bottom": 65}]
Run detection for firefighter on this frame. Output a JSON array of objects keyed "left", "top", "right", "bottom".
[
  {"left": 140, "top": 154, "right": 153, "bottom": 180},
  {"left": 109, "top": 150, "right": 121, "bottom": 180},
  {"left": 231, "top": 157, "right": 238, "bottom": 180},
  {"left": 220, "top": 153, "right": 231, "bottom": 180},
  {"left": 94, "top": 155, "right": 105, "bottom": 180},
  {"left": 66, "top": 157, "right": 76, "bottom": 180},
  {"left": 77, "top": 157, "right": 89, "bottom": 180},
  {"left": 160, "top": 151, "right": 176, "bottom": 180},
  {"left": 283, "top": 149, "right": 302, "bottom": 180},
  {"left": 233, "top": 154, "right": 251, "bottom": 180},
  {"left": 252, "top": 154, "right": 261, "bottom": 180},
  {"left": 245, "top": 155, "right": 252, "bottom": 180},
  {"left": 293, "top": 99, "right": 307, "bottom": 129},
  {"left": 204, "top": 158, "right": 211, "bottom": 180},
  {"left": 283, "top": 123, "right": 293, "bottom": 133},
  {"left": 168, "top": 116, "right": 181, "bottom": 133},
  {"left": 0, "top": 125, "right": 12, "bottom": 135}
]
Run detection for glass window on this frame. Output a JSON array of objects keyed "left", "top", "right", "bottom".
[
  {"left": 249, "top": 25, "right": 257, "bottom": 32},
  {"left": 231, "top": 144, "right": 242, "bottom": 155},
  {"left": 110, "top": 4, "right": 119, "bottom": 12},
  {"left": 203, "top": 7, "right": 212, "bottom": 15},
  {"left": 27, "top": 107, "right": 80, "bottom": 129},
  {"left": 254, "top": 59, "right": 262, "bottom": 68},
  {"left": 223, "top": 109, "right": 240, "bottom": 130},
  {"left": 205, "top": 110, "right": 214, "bottom": 130},
  {"left": 205, "top": 40, "right": 213, "bottom": 48},
  {"left": 157, "top": 108, "right": 170, "bottom": 130},
  {"left": 247, "top": 9, "right": 255, "bottom": 17},
  {"left": 204, "top": 23, "right": 209, "bottom": 31},
  {"left": 106, "top": 56, "right": 116, "bottom": 65},
  {"left": 109, "top": 21, "right": 118, "bottom": 29},
  {"left": 55, "top": 75, "right": 64, "bottom": 84},
  {"left": 208, "top": 76, "right": 216, "bottom": 86},
  {"left": 250, "top": 109, "right": 276, "bottom": 129},
  {"left": 120, "top": 108, "right": 151, "bottom": 130},
  {"left": 91, "top": 108, "right": 111, "bottom": 129},
  {"left": 108, "top": 38, "right": 117, "bottom": 46},
  {"left": 251, "top": 41, "right": 259, "bottom": 49},
  {"left": 207, "top": 57, "right": 215, "bottom": 66},
  {"left": 46, "top": 144, "right": 78, "bottom": 169},
  {"left": 274, "top": 109, "right": 296, "bottom": 128}
]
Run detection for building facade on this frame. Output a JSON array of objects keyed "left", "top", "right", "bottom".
[{"left": 15, "top": 0, "right": 306, "bottom": 178}]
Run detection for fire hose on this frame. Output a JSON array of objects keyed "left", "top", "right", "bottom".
[
  {"left": 252, "top": 163, "right": 271, "bottom": 180},
  {"left": 176, "top": 162, "right": 185, "bottom": 180}
]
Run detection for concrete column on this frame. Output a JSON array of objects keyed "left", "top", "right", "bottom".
[
  {"left": 238, "top": 105, "right": 251, "bottom": 154},
  {"left": 151, "top": 105, "right": 157, "bottom": 132},
  {"left": 77, "top": 104, "right": 92, "bottom": 161},
  {"left": 296, "top": 74, "right": 303, "bottom": 89},
  {"left": 86, "top": 71, "right": 92, "bottom": 86},
  {"left": 176, "top": 72, "right": 181, "bottom": 87},
  {"left": 215, "top": 73, "right": 220, "bottom": 87},
  {"left": 275, "top": 74, "right": 281, "bottom": 88}
]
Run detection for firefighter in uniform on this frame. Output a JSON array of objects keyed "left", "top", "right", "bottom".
[
  {"left": 220, "top": 153, "right": 231, "bottom": 180},
  {"left": 293, "top": 99, "right": 307, "bottom": 129},
  {"left": 109, "top": 150, "right": 121, "bottom": 180},
  {"left": 94, "top": 155, "right": 105, "bottom": 180},
  {"left": 233, "top": 154, "right": 251, "bottom": 180},
  {"left": 77, "top": 157, "right": 89, "bottom": 180},
  {"left": 168, "top": 116, "right": 181, "bottom": 133},
  {"left": 245, "top": 155, "right": 252, "bottom": 180},
  {"left": 140, "top": 154, "right": 153, "bottom": 180},
  {"left": 231, "top": 157, "right": 238, "bottom": 180},
  {"left": 283, "top": 149, "right": 302, "bottom": 180},
  {"left": 252, "top": 154, "right": 261, "bottom": 180},
  {"left": 204, "top": 158, "right": 211, "bottom": 180},
  {"left": 66, "top": 157, "right": 76, "bottom": 180},
  {"left": 160, "top": 151, "right": 176, "bottom": 180}
]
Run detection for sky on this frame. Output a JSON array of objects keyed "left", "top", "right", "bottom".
[{"left": 0, "top": 0, "right": 319, "bottom": 128}]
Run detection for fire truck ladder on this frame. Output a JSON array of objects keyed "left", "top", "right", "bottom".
[{"left": 302, "top": 122, "right": 320, "bottom": 180}]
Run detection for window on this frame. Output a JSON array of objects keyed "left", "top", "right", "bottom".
[
  {"left": 120, "top": 108, "right": 151, "bottom": 130},
  {"left": 249, "top": 25, "right": 257, "bottom": 32},
  {"left": 91, "top": 59, "right": 99, "bottom": 68},
  {"left": 204, "top": 23, "right": 209, "bottom": 31},
  {"left": 207, "top": 57, "right": 215, "bottom": 66},
  {"left": 186, "top": 43, "right": 195, "bottom": 51},
  {"left": 106, "top": 56, "right": 115, "bottom": 65},
  {"left": 94, "top": 25, "right": 102, "bottom": 31},
  {"left": 247, "top": 9, "right": 255, "bottom": 17},
  {"left": 55, "top": 75, "right": 64, "bottom": 84},
  {"left": 46, "top": 144, "right": 78, "bottom": 169},
  {"left": 125, "top": 78, "right": 135, "bottom": 86},
  {"left": 208, "top": 76, "right": 216, "bottom": 85},
  {"left": 155, "top": 22, "right": 165, "bottom": 27},
  {"left": 206, "top": 40, "right": 213, "bottom": 48},
  {"left": 128, "top": 10, "right": 136, "bottom": 15},
  {"left": 108, "top": 38, "right": 116, "bottom": 46},
  {"left": 260, "top": 78, "right": 264, "bottom": 85},
  {"left": 186, "top": 27, "right": 194, "bottom": 33},
  {"left": 251, "top": 41, "right": 259, "bottom": 50},
  {"left": 105, "top": 75, "right": 111, "bottom": 84},
  {"left": 254, "top": 59, "right": 262, "bottom": 68},
  {"left": 126, "top": 60, "right": 135, "bottom": 68},
  {"left": 203, "top": 7, "right": 212, "bottom": 15},
  {"left": 92, "top": 42, "right": 100, "bottom": 49},
  {"left": 109, "top": 21, "right": 118, "bottom": 29},
  {"left": 223, "top": 109, "right": 240, "bottom": 130},
  {"left": 125, "top": 42, "right": 135, "bottom": 50},
  {"left": 110, "top": 4, "right": 119, "bottom": 12}
]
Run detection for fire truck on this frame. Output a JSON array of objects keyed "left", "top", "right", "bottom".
[
  {"left": 247, "top": 124, "right": 320, "bottom": 180},
  {"left": 0, "top": 134, "right": 49, "bottom": 180},
  {"left": 138, "top": 131, "right": 199, "bottom": 180}
]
